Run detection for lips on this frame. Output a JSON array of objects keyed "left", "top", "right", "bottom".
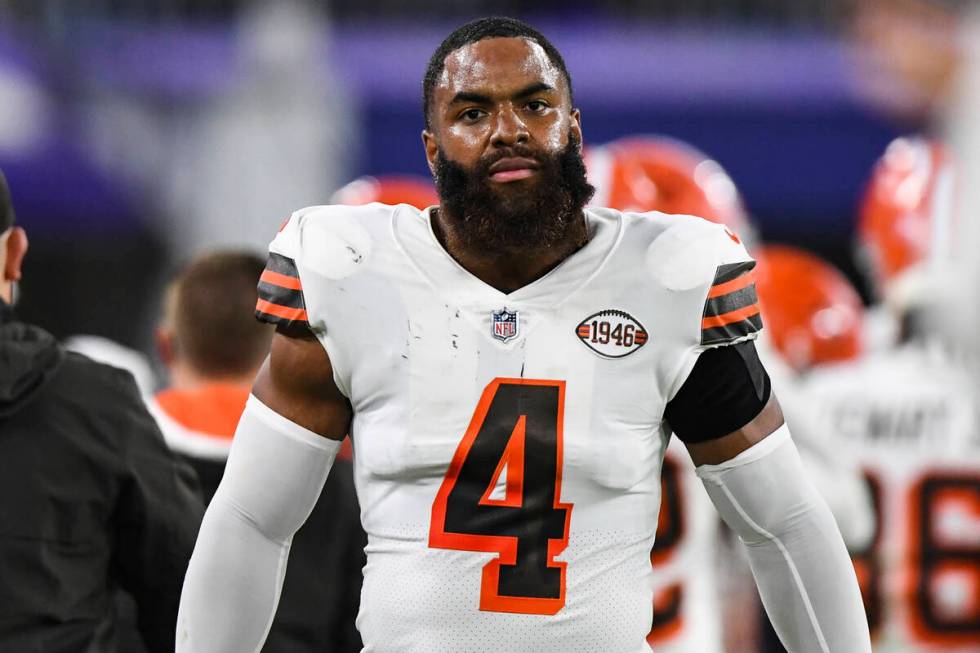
[{"left": 488, "top": 157, "right": 540, "bottom": 183}]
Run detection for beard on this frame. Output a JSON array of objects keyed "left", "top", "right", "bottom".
[{"left": 434, "top": 133, "right": 595, "bottom": 254}]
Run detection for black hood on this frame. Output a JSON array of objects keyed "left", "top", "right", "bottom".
[{"left": 0, "top": 304, "right": 64, "bottom": 417}]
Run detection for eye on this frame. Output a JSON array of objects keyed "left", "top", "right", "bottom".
[
  {"left": 459, "top": 108, "right": 486, "bottom": 123},
  {"left": 526, "top": 100, "right": 549, "bottom": 113}
]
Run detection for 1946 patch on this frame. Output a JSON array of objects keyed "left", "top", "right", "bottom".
[{"left": 575, "top": 310, "right": 648, "bottom": 358}]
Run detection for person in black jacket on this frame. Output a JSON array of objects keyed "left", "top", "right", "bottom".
[{"left": 0, "top": 170, "right": 205, "bottom": 653}]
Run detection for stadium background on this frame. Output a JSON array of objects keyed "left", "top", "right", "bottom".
[{"left": 0, "top": 0, "right": 929, "bottom": 358}]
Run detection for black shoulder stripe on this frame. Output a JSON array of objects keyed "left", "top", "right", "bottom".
[
  {"left": 266, "top": 252, "right": 300, "bottom": 278},
  {"left": 257, "top": 281, "right": 304, "bottom": 309},
  {"left": 255, "top": 251, "right": 308, "bottom": 327},
  {"left": 712, "top": 260, "right": 756, "bottom": 286},
  {"left": 703, "top": 284, "right": 758, "bottom": 318},
  {"left": 701, "top": 313, "right": 763, "bottom": 346}
]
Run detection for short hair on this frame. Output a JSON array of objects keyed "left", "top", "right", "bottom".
[
  {"left": 422, "top": 16, "right": 573, "bottom": 130},
  {"left": 169, "top": 251, "right": 272, "bottom": 378},
  {"left": 0, "top": 170, "right": 14, "bottom": 232}
]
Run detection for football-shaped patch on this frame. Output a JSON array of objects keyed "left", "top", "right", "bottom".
[{"left": 575, "top": 310, "right": 648, "bottom": 358}]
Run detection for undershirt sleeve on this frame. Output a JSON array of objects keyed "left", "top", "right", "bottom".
[{"left": 664, "top": 340, "right": 771, "bottom": 444}]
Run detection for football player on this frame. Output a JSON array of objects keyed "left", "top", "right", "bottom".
[
  {"left": 798, "top": 136, "right": 980, "bottom": 652},
  {"left": 176, "top": 18, "right": 871, "bottom": 653}
]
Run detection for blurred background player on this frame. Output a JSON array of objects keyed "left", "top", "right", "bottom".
[
  {"left": 754, "top": 245, "right": 865, "bottom": 376},
  {"left": 0, "top": 169, "right": 205, "bottom": 653},
  {"left": 796, "top": 136, "right": 980, "bottom": 652},
  {"left": 149, "top": 250, "right": 365, "bottom": 653},
  {"left": 588, "top": 135, "right": 876, "bottom": 653}
]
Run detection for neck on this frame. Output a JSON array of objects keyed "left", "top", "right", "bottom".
[
  {"left": 431, "top": 208, "right": 590, "bottom": 294},
  {"left": 168, "top": 363, "right": 258, "bottom": 392}
]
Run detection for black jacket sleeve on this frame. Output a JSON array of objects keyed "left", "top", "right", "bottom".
[{"left": 108, "top": 370, "right": 205, "bottom": 653}]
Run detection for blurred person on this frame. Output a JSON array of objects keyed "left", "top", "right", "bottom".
[
  {"left": 150, "top": 251, "right": 364, "bottom": 653},
  {"left": 587, "top": 135, "right": 754, "bottom": 245},
  {"left": 852, "top": 0, "right": 964, "bottom": 124},
  {"left": 590, "top": 137, "right": 877, "bottom": 653},
  {"left": 177, "top": 17, "right": 871, "bottom": 653},
  {"left": 945, "top": 5, "right": 980, "bottom": 353},
  {"left": 64, "top": 334, "right": 158, "bottom": 395},
  {"left": 82, "top": 0, "right": 356, "bottom": 258},
  {"left": 791, "top": 138, "right": 980, "bottom": 651},
  {"left": 755, "top": 246, "right": 866, "bottom": 376},
  {"left": 163, "top": 0, "right": 356, "bottom": 255},
  {"left": 0, "top": 169, "right": 204, "bottom": 652}
]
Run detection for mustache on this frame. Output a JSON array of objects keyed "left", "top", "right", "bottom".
[{"left": 475, "top": 145, "right": 545, "bottom": 175}]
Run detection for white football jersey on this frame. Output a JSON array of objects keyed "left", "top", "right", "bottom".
[
  {"left": 802, "top": 345, "right": 980, "bottom": 652},
  {"left": 258, "top": 203, "right": 759, "bottom": 653}
]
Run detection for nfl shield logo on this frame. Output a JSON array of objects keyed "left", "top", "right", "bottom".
[{"left": 491, "top": 308, "right": 519, "bottom": 343}]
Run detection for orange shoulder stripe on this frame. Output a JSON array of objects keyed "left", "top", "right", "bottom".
[
  {"left": 701, "top": 303, "right": 760, "bottom": 329},
  {"left": 707, "top": 270, "right": 755, "bottom": 298},
  {"left": 256, "top": 299, "right": 308, "bottom": 322},
  {"left": 260, "top": 269, "right": 302, "bottom": 291}
]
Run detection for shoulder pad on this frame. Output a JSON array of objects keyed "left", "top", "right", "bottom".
[
  {"left": 274, "top": 204, "right": 384, "bottom": 281},
  {"left": 645, "top": 215, "right": 751, "bottom": 292}
]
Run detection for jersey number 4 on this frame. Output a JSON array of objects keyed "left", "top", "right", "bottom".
[{"left": 429, "top": 378, "right": 573, "bottom": 615}]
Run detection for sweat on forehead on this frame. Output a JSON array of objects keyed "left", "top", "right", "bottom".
[
  {"left": 438, "top": 38, "right": 562, "bottom": 92},
  {"left": 421, "top": 16, "right": 573, "bottom": 129}
]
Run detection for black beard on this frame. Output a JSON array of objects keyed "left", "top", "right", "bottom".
[{"left": 434, "top": 134, "right": 595, "bottom": 254}]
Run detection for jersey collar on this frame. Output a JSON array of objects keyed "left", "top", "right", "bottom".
[{"left": 392, "top": 206, "right": 623, "bottom": 311}]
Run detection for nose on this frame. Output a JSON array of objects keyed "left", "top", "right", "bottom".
[{"left": 490, "top": 104, "right": 529, "bottom": 148}]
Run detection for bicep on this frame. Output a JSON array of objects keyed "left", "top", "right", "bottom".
[
  {"left": 664, "top": 340, "right": 784, "bottom": 466},
  {"left": 252, "top": 328, "right": 351, "bottom": 439},
  {"left": 685, "top": 395, "right": 784, "bottom": 466}
]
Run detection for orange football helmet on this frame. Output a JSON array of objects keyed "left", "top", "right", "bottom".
[
  {"left": 857, "top": 136, "right": 955, "bottom": 302},
  {"left": 755, "top": 245, "right": 865, "bottom": 372},
  {"left": 589, "top": 136, "right": 752, "bottom": 238},
  {"left": 331, "top": 174, "right": 438, "bottom": 210}
]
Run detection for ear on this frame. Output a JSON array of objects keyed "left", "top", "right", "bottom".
[
  {"left": 4, "top": 227, "right": 27, "bottom": 283},
  {"left": 156, "top": 326, "right": 176, "bottom": 369},
  {"left": 569, "top": 108, "right": 583, "bottom": 150},
  {"left": 422, "top": 129, "right": 439, "bottom": 177}
]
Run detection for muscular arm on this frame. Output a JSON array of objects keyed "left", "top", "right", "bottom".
[
  {"left": 252, "top": 328, "right": 352, "bottom": 437},
  {"left": 685, "top": 394, "right": 784, "bottom": 466},
  {"left": 674, "top": 347, "right": 871, "bottom": 653},
  {"left": 176, "top": 330, "right": 351, "bottom": 653}
]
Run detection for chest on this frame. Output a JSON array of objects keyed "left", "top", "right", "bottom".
[{"left": 341, "top": 273, "right": 676, "bottom": 495}]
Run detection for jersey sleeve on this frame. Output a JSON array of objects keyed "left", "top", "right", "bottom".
[
  {"left": 648, "top": 216, "right": 765, "bottom": 405},
  {"left": 255, "top": 214, "right": 310, "bottom": 329},
  {"left": 699, "top": 249, "right": 762, "bottom": 347},
  {"left": 655, "top": 219, "right": 769, "bottom": 439}
]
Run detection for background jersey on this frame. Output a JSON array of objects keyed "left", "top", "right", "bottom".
[
  {"left": 258, "top": 203, "right": 758, "bottom": 653},
  {"left": 802, "top": 345, "right": 980, "bottom": 652},
  {"left": 647, "top": 440, "right": 723, "bottom": 653}
]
